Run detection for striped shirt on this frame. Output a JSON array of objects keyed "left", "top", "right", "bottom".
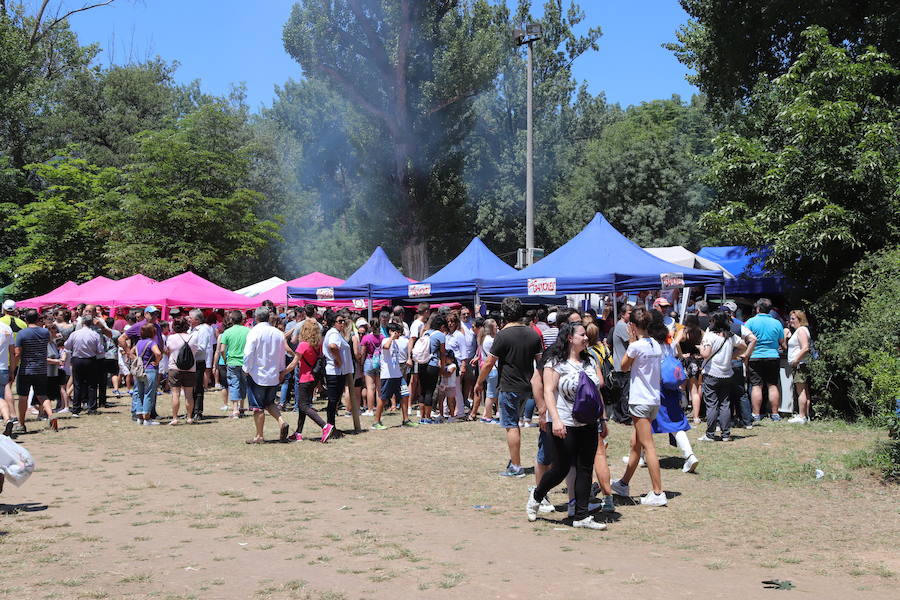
[{"left": 15, "top": 326, "right": 50, "bottom": 375}]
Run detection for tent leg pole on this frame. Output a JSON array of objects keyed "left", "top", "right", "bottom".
[
  {"left": 612, "top": 286, "right": 618, "bottom": 322},
  {"left": 367, "top": 288, "right": 373, "bottom": 321},
  {"left": 680, "top": 287, "right": 690, "bottom": 324},
  {"left": 722, "top": 276, "right": 727, "bottom": 303}
]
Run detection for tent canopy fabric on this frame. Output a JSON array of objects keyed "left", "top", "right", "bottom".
[
  {"left": 54, "top": 276, "right": 116, "bottom": 306},
  {"left": 76, "top": 274, "right": 158, "bottom": 307},
  {"left": 644, "top": 246, "right": 734, "bottom": 278},
  {"left": 479, "top": 213, "right": 724, "bottom": 297},
  {"left": 234, "top": 276, "right": 286, "bottom": 297},
  {"left": 371, "top": 237, "right": 516, "bottom": 301},
  {"left": 16, "top": 281, "right": 79, "bottom": 308},
  {"left": 288, "top": 247, "right": 406, "bottom": 305},
  {"left": 697, "top": 246, "right": 786, "bottom": 295},
  {"left": 112, "top": 271, "right": 259, "bottom": 309},
  {"left": 255, "top": 272, "right": 345, "bottom": 305}
]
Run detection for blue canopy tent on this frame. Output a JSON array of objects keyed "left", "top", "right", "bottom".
[
  {"left": 286, "top": 246, "right": 409, "bottom": 309},
  {"left": 697, "top": 246, "right": 786, "bottom": 296},
  {"left": 478, "top": 213, "right": 725, "bottom": 298}
]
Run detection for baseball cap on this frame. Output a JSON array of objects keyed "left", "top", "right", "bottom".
[
  {"left": 547, "top": 312, "right": 557, "bottom": 324},
  {"left": 653, "top": 297, "right": 672, "bottom": 308},
  {"left": 144, "top": 305, "right": 160, "bottom": 314},
  {"left": 355, "top": 317, "right": 368, "bottom": 328},
  {"left": 2, "top": 299, "right": 15, "bottom": 311},
  {"left": 722, "top": 300, "right": 738, "bottom": 313},
  {"left": 169, "top": 307, "right": 181, "bottom": 316}
]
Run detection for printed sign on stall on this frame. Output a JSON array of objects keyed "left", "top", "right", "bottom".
[
  {"left": 660, "top": 273, "right": 685, "bottom": 290},
  {"left": 527, "top": 277, "right": 557, "bottom": 296},
  {"left": 408, "top": 283, "right": 431, "bottom": 298},
  {"left": 315, "top": 287, "right": 335, "bottom": 300},
  {"left": 352, "top": 298, "right": 368, "bottom": 309}
]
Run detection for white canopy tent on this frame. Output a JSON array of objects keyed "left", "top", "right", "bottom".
[
  {"left": 643, "top": 246, "right": 735, "bottom": 278},
  {"left": 233, "top": 276, "right": 286, "bottom": 297}
]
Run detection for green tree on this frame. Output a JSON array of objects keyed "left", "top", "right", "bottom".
[
  {"left": 668, "top": 0, "right": 900, "bottom": 111},
  {"left": 283, "top": 0, "right": 508, "bottom": 278},
  {"left": 700, "top": 27, "right": 899, "bottom": 305},
  {"left": 550, "top": 95, "right": 714, "bottom": 249},
  {"left": 1, "top": 155, "right": 121, "bottom": 296},
  {"left": 104, "top": 101, "right": 281, "bottom": 286}
]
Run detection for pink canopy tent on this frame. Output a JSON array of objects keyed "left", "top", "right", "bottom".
[
  {"left": 16, "top": 281, "right": 79, "bottom": 309},
  {"left": 70, "top": 274, "right": 158, "bottom": 307},
  {"left": 52, "top": 276, "right": 115, "bottom": 306},
  {"left": 254, "top": 272, "right": 345, "bottom": 306},
  {"left": 112, "top": 271, "right": 259, "bottom": 310}
]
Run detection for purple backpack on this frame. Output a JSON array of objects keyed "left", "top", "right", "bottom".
[{"left": 572, "top": 366, "right": 603, "bottom": 423}]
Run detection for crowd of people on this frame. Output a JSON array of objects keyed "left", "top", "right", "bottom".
[{"left": 0, "top": 292, "right": 813, "bottom": 528}]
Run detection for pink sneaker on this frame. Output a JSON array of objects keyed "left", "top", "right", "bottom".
[
  {"left": 290, "top": 432, "right": 302, "bottom": 442},
  {"left": 321, "top": 423, "right": 334, "bottom": 443}
]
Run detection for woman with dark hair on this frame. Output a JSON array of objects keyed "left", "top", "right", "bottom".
[
  {"left": 526, "top": 322, "right": 606, "bottom": 530},
  {"left": 612, "top": 306, "right": 667, "bottom": 506},
  {"left": 164, "top": 318, "right": 200, "bottom": 425},
  {"left": 360, "top": 317, "right": 384, "bottom": 419},
  {"left": 133, "top": 323, "right": 162, "bottom": 426},
  {"left": 323, "top": 310, "right": 353, "bottom": 431},
  {"left": 698, "top": 312, "right": 747, "bottom": 441},
  {"left": 675, "top": 313, "right": 704, "bottom": 424},
  {"left": 418, "top": 313, "right": 447, "bottom": 424}
]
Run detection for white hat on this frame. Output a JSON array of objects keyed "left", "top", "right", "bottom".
[
  {"left": 144, "top": 305, "right": 160, "bottom": 314},
  {"left": 2, "top": 299, "right": 15, "bottom": 311},
  {"left": 355, "top": 317, "right": 368, "bottom": 328},
  {"left": 547, "top": 312, "right": 557, "bottom": 324},
  {"left": 722, "top": 300, "right": 738, "bottom": 313}
]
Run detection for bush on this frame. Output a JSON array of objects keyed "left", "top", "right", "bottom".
[{"left": 810, "top": 247, "right": 900, "bottom": 421}]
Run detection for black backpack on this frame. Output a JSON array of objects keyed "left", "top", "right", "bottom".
[{"left": 175, "top": 334, "right": 195, "bottom": 371}]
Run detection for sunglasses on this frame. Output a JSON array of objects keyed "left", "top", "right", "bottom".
[{"left": 335, "top": 319, "right": 346, "bottom": 324}]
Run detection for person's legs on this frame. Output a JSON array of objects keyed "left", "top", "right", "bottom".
[
  {"left": 714, "top": 377, "right": 732, "bottom": 438},
  {"left": 0, "top": 370, "right": 10, "bottom": 423},
  {"left": 522, "top": 395, "right": 535, "bottom": 423},
  {"left": 141, "top": 369, "right": 158, "bottom": 421},
  {"left": 703, "top": 377, "right": 720, "bottom": 437},
  {"left": 170, "top": 385, "right": 182, "bottom": 424},
  {"left": 796, "top": 381, "right": 810, "bottom": 418},
  {"left": 71, "top": 357, "right": 90, "bottom": 414},
  {"left": 673, "top": 430, "right": 694, "bottom": 458},
  {"left": 192, "top": 360, "right": 205, "bottom": 418},
  {"left": 688, "top": 377, "right": 702, "bottom": 422},
  {"left": 533, "top": 433, "right": 572, "bottom": 502},
  {"left": 279, "top": 363, "right": 294, "bottom": 410},
  {"left": 97, "top": 359, "right": 110, "bottom": 408},
  {"left": 85, "top": 358, "right": 99, "bottom": 412},
  {"left": 635, "top": 417, "right": 662, "bottom": 494},
  {"left": 499, "top": 391, "right": 524, "bottom": 467},
  {"left": 324, "top": 374, "right": 344, "bottom": 426},
  {"left": 571, "top": 426, "right": 599, "bottom": 521},
  {"left": 419, "top": 365, "right": 439, "bottom": 421},
  {"left": 767, "top": 383, "right": 781, "bottom": 416},
  {"left": 592, "top": 435, "right": 613, "bottom": 496},
  {"left": 297, "top": 381, "right": 326, "bottom": 432}
]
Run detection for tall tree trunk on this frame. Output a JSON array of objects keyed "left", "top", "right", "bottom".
[{"left": 394, "top": 136, "right": 429, "bottom": 280}]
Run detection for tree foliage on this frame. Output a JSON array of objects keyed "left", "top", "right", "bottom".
[
  {"left": 668, "top": 0, "right": 900, "bottom": 111},
  {"left": 700, "top": 27, "right": 899, "bottom": 305},
  {"left": 551, "top": 95, "right": 715, "bottom": 249}
]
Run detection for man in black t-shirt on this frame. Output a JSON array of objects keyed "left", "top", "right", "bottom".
[
  {"left": 13, "top": 309, "right": 58, "bottom": 434},
  {"left": 475, "top": 297, "right": 542, "bottom": 478}
]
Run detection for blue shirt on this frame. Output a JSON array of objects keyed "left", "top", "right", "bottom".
[
  {"left": 745, "top": 314, "right": 783, "bottom": 359},
  {"left": 15, "top": 326, "right": 50, "bottom": 375},
  {"left": 427, "top": 330, "right": 446, "bottom": 367}
]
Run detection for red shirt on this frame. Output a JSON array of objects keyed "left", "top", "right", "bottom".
[{"left": 295, "top": 341, "right": 319, "bottom": 383}]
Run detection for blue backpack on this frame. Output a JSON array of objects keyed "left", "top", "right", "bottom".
[
  {"left": 660, "top": 349, "right": 686, "bottom": 391},
  {"left": 572, "top": 366, "right": 603, "bottom": 423}
]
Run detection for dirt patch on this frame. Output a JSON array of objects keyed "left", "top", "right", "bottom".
[{"left": 0, "top": 396, "right": 897, "bottom": 599}]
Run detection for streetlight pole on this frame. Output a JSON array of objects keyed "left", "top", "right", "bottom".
[{"left": 515, "top": 23, "right": 542, "bottom": 265}]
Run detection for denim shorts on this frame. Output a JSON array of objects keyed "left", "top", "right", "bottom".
[
  {"left": 536, "top": 426, "right": 553, "bottom": 465},
  {"left": 0, "top": 369, "right": 7, "bottom": 394},
  {"left": 381, "top": 377, "right": 404, "bottom": 403},
  {"left": 226, "top": 365, "right": 246, "bottom": 401},
  {"left": 499, "top": 391, "right": 528, "bottom": 429},
  {"left": 246, "top": 375, "right": 277, "bottom": 411},
  {"left": 485, "top": 368, "right": 498, "bottom": 398}
]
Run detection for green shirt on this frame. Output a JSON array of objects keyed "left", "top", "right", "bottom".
[{"left": 218, "top": 325, "right": 250, "bottom": 367}]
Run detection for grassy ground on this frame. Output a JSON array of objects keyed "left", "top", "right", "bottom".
[{"left": 0, "top": 392, "right": 897, "bottom": 599}]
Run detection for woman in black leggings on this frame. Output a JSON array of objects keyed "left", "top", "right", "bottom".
[
  {"left": 526, "top": 322, "right": 606, "bottom": 530},
  {"left": 284, "top": 320, "right": 335, "bottom": 443},
  {"left": 321, "top": 311, "right": 352, "bottom": 432}
]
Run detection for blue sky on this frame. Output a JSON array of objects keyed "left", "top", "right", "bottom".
[{"left": 64, "top": 0, "right": 697, "bottom": 112}]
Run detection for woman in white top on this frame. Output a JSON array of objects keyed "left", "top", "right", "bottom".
[
  {"left": 323, "top": 312, "right": 353, "bottom": 428},
  {"left": 526, "top": 322, "right": 607, "bottom": 531},
  {"left": 612, "top": 306, "right": 667, "bottom": 506},
  {"left": 164, "top": 319, "right": 201, "bottom": 425},
  {"left": 786, "top": 310, "right": 812, "bottom": 423},
  {"left": 698, "top": 312, "right": 746, "bottom": 441},
  {"left": 470, "top": 318, "right": 498, "bottom": 422}
]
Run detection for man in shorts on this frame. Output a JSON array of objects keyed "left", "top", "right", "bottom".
[
  {"left": 13, "top": 309, "right": 58, "bottom": 433},
  {"left": 744, "top": 298, "right": 785, "bottom": 422},
  {"left": 242, "top": 307, "right": 289, "bottom": 443},
  {"left": 475, "top": 297, "right": 542, "bottom": 478}
]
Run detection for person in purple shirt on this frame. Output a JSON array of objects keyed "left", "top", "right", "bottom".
[{"left": 118, "top": 306, "right": 163, "bottom": 412}]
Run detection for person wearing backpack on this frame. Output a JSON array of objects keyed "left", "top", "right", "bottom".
[
  {"left": 164, "top": 319, "right": 201, "bottom": 425},
  {"left": 698, "top": 312, "right": 747, "bottom": 442},
  {"left": 413, "top": 313, "right": 448, "bottom": 424},
  {"left": 526, "top": 322, "right": 607, "bottom": 530},
  {"left": 611, "top": 306, "right": 667, "bottom": 506},
  {"left": 284, "top": 319, "right": 333, "bottom": 442}
]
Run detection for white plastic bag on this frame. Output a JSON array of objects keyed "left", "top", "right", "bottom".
[{"left": 0, "top": 435, "right": 35, "bottom": 487}]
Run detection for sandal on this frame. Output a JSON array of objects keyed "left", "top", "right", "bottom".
[
  {"left": 169, "top": 419, "right": 179, "bottom": 426},
  {"left": 245, "top": 437, "right": 263, "bottom": 444}
]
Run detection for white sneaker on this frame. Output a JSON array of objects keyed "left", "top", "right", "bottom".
[
  {"left": 538, "top": 496, "right": 556, "bottom": 514},
  {"left": 621, "top": 455, "right": 646, "bottom": 467},
  {"left": 56, "top": 407, "right": 70, "bottom": 414},
  {"left": 220, "top": 405, "right": 229, "bottom": 411},
  {"left": 572, "top": 515, "right": 607, "bottom": 530},
  {"left": 683, "top": 454, "right": 699, "bottom": 473},
  {"left": 610, "top": 479, "right": 630, "bottom": 497},
  {"left": 526, "top": 490, "right": 540, "bottom": 522},
  {"left": 640, "top": 491, "right": 668, "bottom": 506},
  {"left": 566, "top": 498, "right": 602, "bottom": 517},
  {"left": 788, "top": 415, "right": 808, "bottom": 424},
  {"left": 697, "top": 434, "right": 716, "bottom": 442}
]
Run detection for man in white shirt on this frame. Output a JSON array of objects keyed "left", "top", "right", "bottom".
[
  {"left": 406, "top": 302, "right": 430, "bottom": 417},
  {"left": 188, "top": 309, "right": 214, "bottom": 420},
  {"left": 0, "top": 319, "right": 14, "bottom": 434},
  {"left": 458, "top": 306, "right": 478, "bottom": 408},
  {"left": 242, "top": 307, "right": 289, "bottom": 443}
]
